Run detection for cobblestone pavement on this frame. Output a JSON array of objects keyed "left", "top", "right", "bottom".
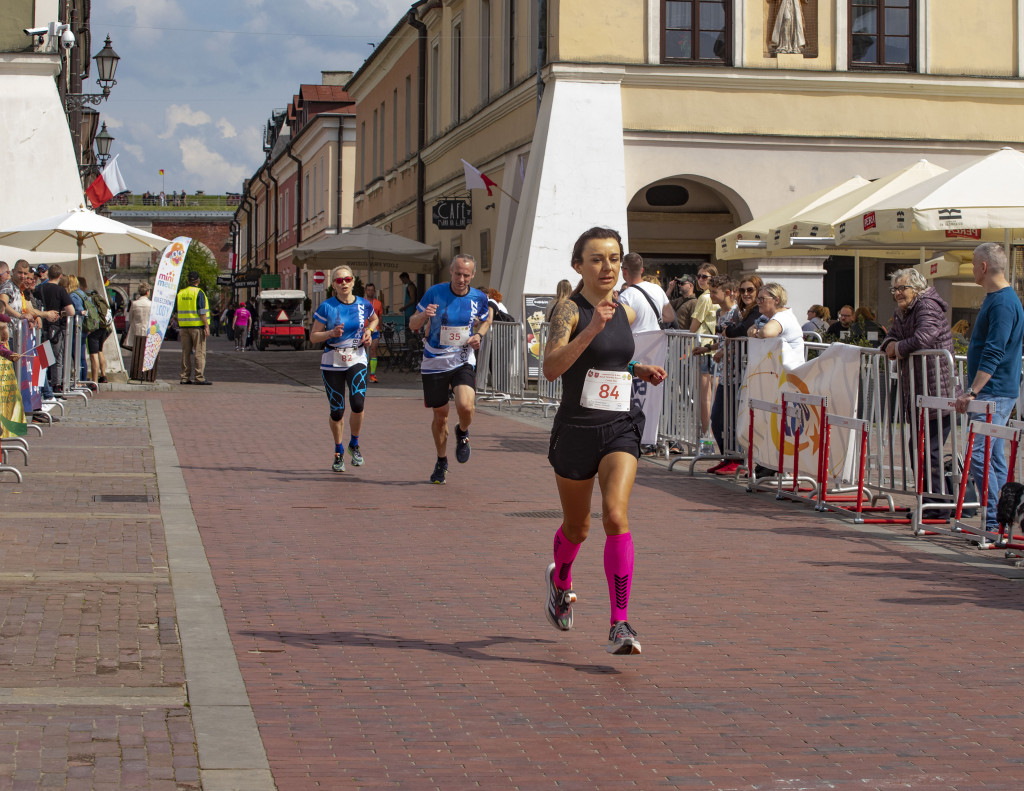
[{"left": 7, "top": 333, "right": 1024, "bottom": 790}]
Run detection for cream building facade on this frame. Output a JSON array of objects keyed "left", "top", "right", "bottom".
[{"left": 348, "top": 0, "right": 1024, "bottom": 320}]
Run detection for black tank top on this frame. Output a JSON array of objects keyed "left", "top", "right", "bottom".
[{"left": 555, "top": 292, "right": 635, "bottom": 426}]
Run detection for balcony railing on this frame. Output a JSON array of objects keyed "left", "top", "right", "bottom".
[{"left": 106, "top": 192, "right": 242, "bottom": 211}]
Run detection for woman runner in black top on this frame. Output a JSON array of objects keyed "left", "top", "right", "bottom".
[{"left": 542, "top": 227, "right": 667, "bottom": 655}]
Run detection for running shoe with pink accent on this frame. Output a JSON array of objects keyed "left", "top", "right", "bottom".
[{"left": 544, "top": 562, "right": 577, "bottom": 631}]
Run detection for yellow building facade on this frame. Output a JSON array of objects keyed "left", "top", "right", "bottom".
[{"left": 348, "top": 0, "right": 1024, "bottom": 319}]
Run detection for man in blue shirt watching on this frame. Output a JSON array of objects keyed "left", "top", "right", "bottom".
[{"left": 955, "top": 242, "right": 1024, "bottom": 535}]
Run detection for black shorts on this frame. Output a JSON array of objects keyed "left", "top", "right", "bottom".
[
  {"left": 548, "top": 411, "right": 645, "bottom": 481},
  {"left": 87, "top": 328, "right": 106, "bottom": 354},
  {"left": 422, "top": 363, "right": 476, "bottom": 409}
]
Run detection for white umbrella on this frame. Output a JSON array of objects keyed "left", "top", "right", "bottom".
[
  {"left": 835, "top": 147, "right": 1024, "bottom": 248},
  {"left": 0, "top": 205, "right": 170, "bottom": 275},
  {"left": 766, "top": 159, "right": 949, "bottom": 253},
  {"left": 715, "top": 176, "right": 871, "bottom": 260}
]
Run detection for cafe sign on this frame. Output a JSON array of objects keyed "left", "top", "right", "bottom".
[{"left": 432, "top": 198, "right": 472, "bottom": 230}]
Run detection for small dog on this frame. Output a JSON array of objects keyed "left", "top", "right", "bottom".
[{"left": 996, "top": 481, "right": 1024, "bottom": 531}]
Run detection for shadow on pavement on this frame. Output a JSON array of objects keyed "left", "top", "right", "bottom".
[{"left": 240, "top": 629, "right": 622, "bottom": 675}]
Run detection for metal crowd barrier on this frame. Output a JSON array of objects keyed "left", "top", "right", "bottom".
[
  {"left": 534, "top": 323, "right": 561, "bottom": 417},
  {"left": 477, "top": 321, "right": 532, "bottom": 408}
]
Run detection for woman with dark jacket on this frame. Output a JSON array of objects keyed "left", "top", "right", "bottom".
[
  {"left": 708, "top": 275, "right": 763, "bottom": 475},
  {"left": 880, "top": 267, "right": 954, "bottom": 518}
]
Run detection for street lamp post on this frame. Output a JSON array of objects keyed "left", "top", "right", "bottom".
[{"left": 64, "top": 35, "right": 120, "bottom": 113}]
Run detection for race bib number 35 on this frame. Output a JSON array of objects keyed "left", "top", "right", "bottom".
[
  {"left": 580, "top": 369, "right": 631, "bottom": 411},
  {"left": 441, "top": 324, "right": 471, "bottom": 347}
]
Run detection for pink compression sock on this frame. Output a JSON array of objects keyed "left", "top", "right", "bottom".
[
  {"left": 604, "top": 532, "right": 634, "bottom": 624},
  {"left": 552, "top": 525, "right": 582, "bottom": 590}
]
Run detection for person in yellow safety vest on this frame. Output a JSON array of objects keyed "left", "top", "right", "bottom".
[{"left": 174, "top": 270, "right": 212, "bottom": 385}]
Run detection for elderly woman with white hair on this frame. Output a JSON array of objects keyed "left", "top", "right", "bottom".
[{"left": 880, "top": 267, "right": 954, "bottom": 518}]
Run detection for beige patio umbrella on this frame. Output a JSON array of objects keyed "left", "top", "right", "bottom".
[{"left": 715, "top": 176, "right": 871, "bottom": 260}]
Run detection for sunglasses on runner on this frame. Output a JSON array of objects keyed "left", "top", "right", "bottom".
[{"left": 334, "top": 276, "right": 354, "bottom": 284}]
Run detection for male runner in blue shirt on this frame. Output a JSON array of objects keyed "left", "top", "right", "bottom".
[{"left": 409, "top": 254, "right": 492, "bottom": 484}]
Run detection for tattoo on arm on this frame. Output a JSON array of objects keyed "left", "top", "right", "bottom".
[{"left": 547, "top": 300, "right": 577, "bottom": 349}]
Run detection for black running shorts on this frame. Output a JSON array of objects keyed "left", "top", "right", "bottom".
[
  {"left": 422, "top": 363, "right": 476, "bottom": 409},
  {"left": 548, "top": 411, "right": 645, "bottom": 481}
]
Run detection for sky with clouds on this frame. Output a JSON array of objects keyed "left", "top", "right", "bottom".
[{"left": 90, "top": 0, "right": 412, "bottom": 196}]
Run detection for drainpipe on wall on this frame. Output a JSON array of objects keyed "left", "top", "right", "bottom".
[
  {"left": 336, "top": 117, "right": 344, "bottom": 232},
  {"left": 286, "top": 145, "right": 303, "bottom": 247},
  {"left": 407, "top": 11, "right": 428, "bottom": 245},
  {"left": 536, "top": 0, "right": 547, "bottom": 113},
  {"left": 267, "top": 164, "right": 280, "bottom": 276},
  {"left": 259, "top": 168, "right": 272, "bottom": 279}
]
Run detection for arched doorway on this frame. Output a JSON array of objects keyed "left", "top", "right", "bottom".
[{"left": 626, "top": 176, "right": 749, "bottom": 282}]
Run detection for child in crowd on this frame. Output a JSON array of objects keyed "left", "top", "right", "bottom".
[{"left": 0, "top": 322, "right": 21, "bottom": 362}]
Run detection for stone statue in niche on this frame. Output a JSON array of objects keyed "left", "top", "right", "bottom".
[{"left": 772, "top": 0, "right": 807, "bottom": 55}]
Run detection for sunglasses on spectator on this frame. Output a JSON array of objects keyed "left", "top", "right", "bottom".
[
  {"left": 739, "top": 287, "right": 756, "bottom": 294},
  {"left": 334, "top": 276, "right": 354, "bottom": 284},
  {"left": 697, "top": 273, "right": 710, "bottom": 280}
]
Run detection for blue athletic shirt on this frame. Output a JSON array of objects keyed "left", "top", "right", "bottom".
[
  {"left": 417, "top": 283, "right": 490, "bottom": 373},
  {"left": 314, "top": 296, "right": 373, "bottom": 371}
]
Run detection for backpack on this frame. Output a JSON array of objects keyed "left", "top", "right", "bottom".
[
  {"left": 488, "top": 299, "right": 516, "bottom": 323},
  {"left": 84, "top": 291, "right": 109, "bottom": 333}
]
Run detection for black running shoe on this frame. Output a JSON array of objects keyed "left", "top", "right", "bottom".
[
  {"left": 429, "top": 459, "right": 447, "bottom": 484},
  {"left": 455, "top": 428, "right": 471, "bottom": 463},
  {"left": 544, "top": 562, "right": 577, "bottom": 631},
  {"left": 606, "top": 621, "right": 641, "bottom": 655},
  {"left": 332, "top": 453, "right": 345, "bottom": 473}
]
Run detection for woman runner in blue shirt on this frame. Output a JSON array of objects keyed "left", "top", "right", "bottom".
[
  {"left": 542, "top": 227, "right": 667, "bottom": 655},
  {"left": 310, "top": 266, "right": 378, "bottom": 472}
]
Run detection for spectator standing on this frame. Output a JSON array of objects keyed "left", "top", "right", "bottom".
[
  {"left": 748, "top": 283, "right": 805, "bottom": 368},
  {"left": 954, "top": 242, "right": 1024, "bottom": 535},
  {"left": 618, "top": 253, "right": 674, "bottom": 332},
  {"left": 669, "top": 274, "right": 698, "bottom": 329},
  {"left": 851, "top": 305, "right": 886, "bottom": 346},
  {"left": 36, "top": 264, "right": 75, "bottom": 394},
  {"left": 689, "top": 264, "right": 720, "bottom": 435},
  {"left": 880, "top": 268, "right": 954, "bottom": 519},
  {"left": 399, "top": 272, "right": 418, "bottom": 330},
  {"left": 364, "top": 283, "right": 384, "bottom": 382},
  {"left": 67, "top": 275, "right": 89, "bottom": 381},
  {"left": 83, "top": 278, "right": 112, "bottom": 384},
  {"left": 545, "top": 279, "right": 573, "bottom": 321},
  {"left": 174, "top": 271, "right": 212, "bottom": 384},
  {"left": 126, "top": 284, "right": 154, "bottom": 381}
]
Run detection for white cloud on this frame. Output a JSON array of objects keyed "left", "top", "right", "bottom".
[
  {"left": 216, "top": 118, "right": 237, "bottom": 139},
  {"left": 179, "top": 137, "right": 249, "bottom": 191},
  {"left": 121, "top": 142, "right": 145, "bottom": 162},
  {"left": 102, "top": 115, "right": 124, "bottom": 129},
  {"left": 159, "top": 104, "right": 212, "bottom": 139}
]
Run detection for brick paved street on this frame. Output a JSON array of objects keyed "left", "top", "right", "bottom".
[{"left": 6, "top": 334, "right": 1024, "bottom": 789}]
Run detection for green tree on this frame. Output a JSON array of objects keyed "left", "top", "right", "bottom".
[{"left": 176, "top": 242, "right": 220, "bottom": 299}]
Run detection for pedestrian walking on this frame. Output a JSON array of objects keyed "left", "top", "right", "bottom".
[
  {"left": 309, "top": 265, "right": 378, "bottom": 472},
  {"left": 541, "top": 227, "right": 667, "bottom": 655},
  {"left": 409, "top": 254, "right": 492, "bottom": 485},
  {"left": 232, "top": 302, "right": 251, "bottom": 352}
]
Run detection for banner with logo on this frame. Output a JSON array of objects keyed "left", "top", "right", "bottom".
[
  {"left": 143, "top": 236, "right": 191, "bottom": 372},
  {"left": 18, "top": 319, "right": 41, "bottom": 416},
  {"left": 737, "top": 340, "right": 861, "bottom": 479},
  {"left": 0, "top": 357, "right": 26, "bottom": 438},
  {"left": 631, "top": 330, "right": 668, "bottom": 447}
]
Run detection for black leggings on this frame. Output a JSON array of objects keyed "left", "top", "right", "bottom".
[{"left": 322, "top": 365, "right": 367, "bottom": 421}]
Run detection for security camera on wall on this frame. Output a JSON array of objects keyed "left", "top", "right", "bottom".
[
  {"left": 60, "top": 28, "right": 75, "bottom": 49},
  {"left": 23, "top": 27, "right": 47, "bottom": 45}
]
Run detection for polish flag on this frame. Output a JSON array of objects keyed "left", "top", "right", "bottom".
[
  {"left": 37, "top": 341, "right": 55, "bottom": 369},
  {"left": 462, "top": 159, "right": 499, "bottom": 197},
  {"left": 86, "top": 155, "right": 128, "bottom": 209}
]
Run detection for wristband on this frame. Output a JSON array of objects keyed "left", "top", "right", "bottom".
[{"left": 627, "top": 360, "right": 638, "bottom": 377}]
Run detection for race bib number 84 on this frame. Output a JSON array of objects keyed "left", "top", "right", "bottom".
[{"left": 580, "top": 369, "right": 631, "bottom": 411}]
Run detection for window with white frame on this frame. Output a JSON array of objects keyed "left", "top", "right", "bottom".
[
  {"left": 405, "top": 76, "right": 412, "bottom": 157},
  {"left": 480, "top": 0, "right": 491, "bottom": 104},
  {"left": 429, "top": 37, "right": 440, "bottom": 138},
  {"left": 392, "top": 88, "right": 398, "bottom": 166},
  {"left": 452, "top": 18, "right": 463, "bottom": 125}
]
